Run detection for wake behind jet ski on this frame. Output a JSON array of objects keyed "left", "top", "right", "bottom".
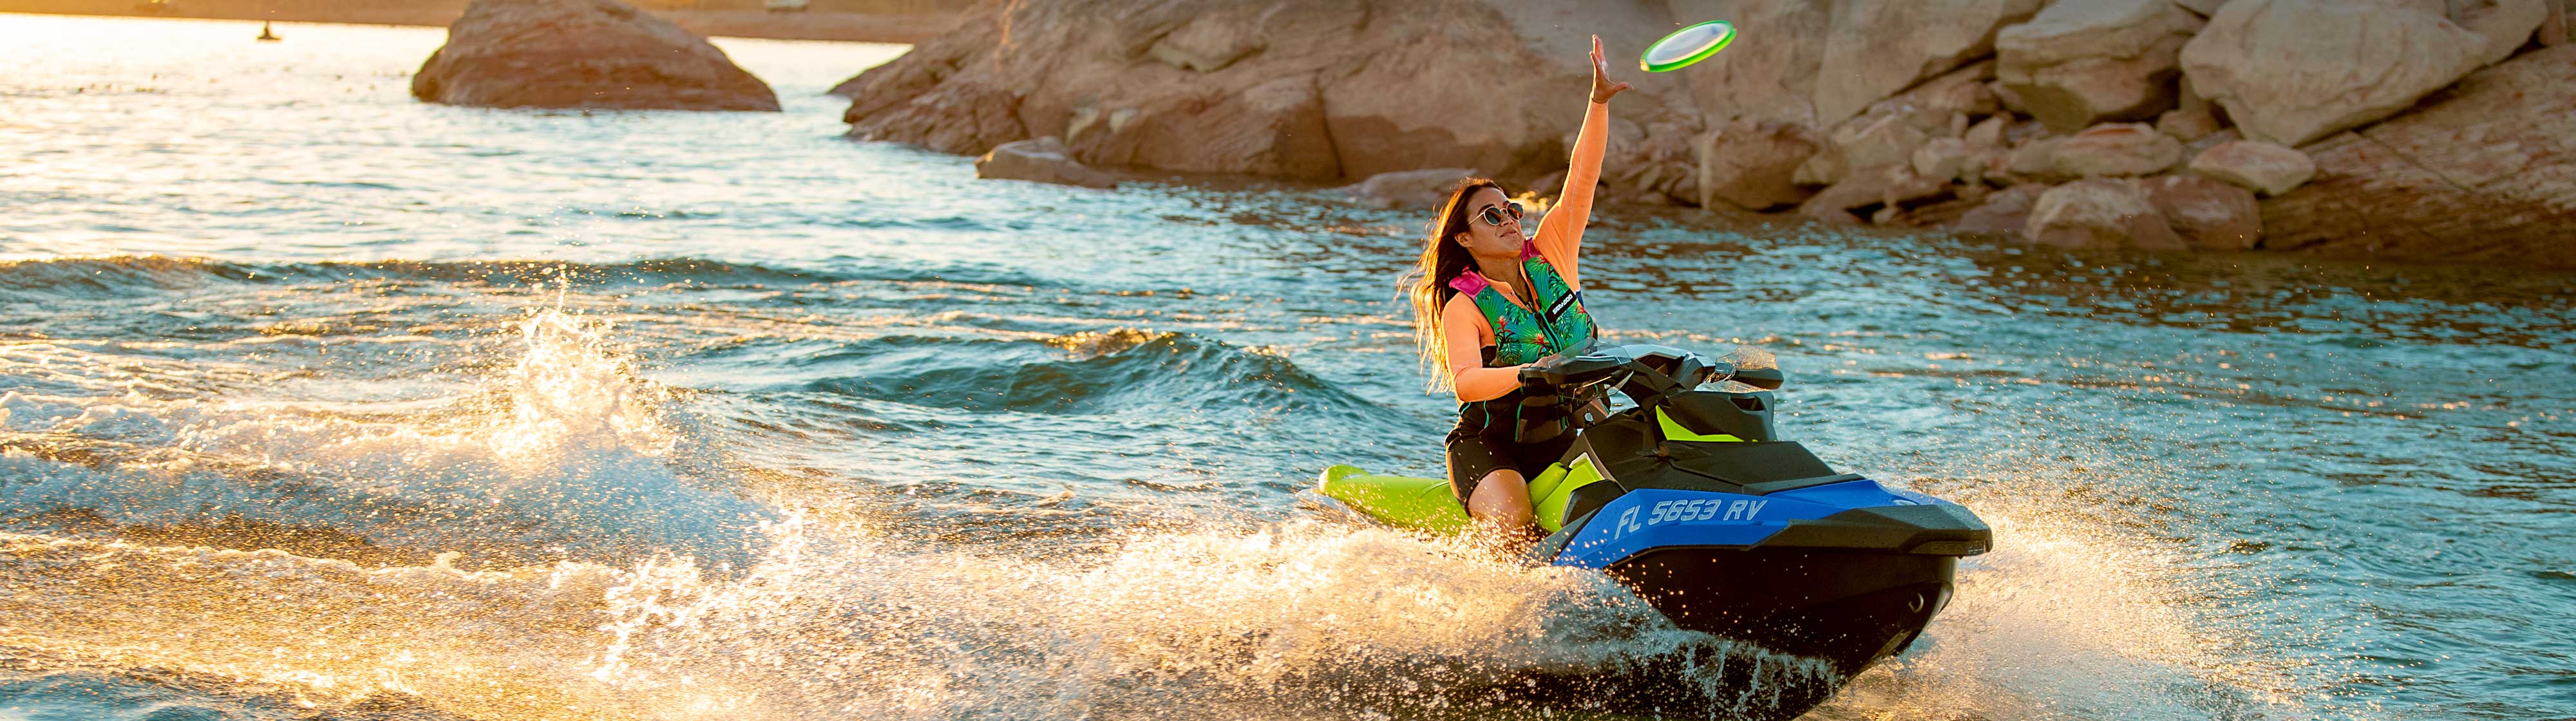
[{"left": 1316, "top": 345, "right": 1991, "bottom": 716}]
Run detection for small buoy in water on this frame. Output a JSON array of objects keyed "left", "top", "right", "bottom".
[{"left": 256, "top": 21, "right": 280, "bottom": 41}]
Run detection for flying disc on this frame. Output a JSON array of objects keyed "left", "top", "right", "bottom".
[{"left": 1640, "top": 20, "right": 1735, "bottom": 73}]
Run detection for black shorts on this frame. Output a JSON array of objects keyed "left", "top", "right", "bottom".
[{"left": 1444, "top": 422, "right": 1576, "bottom": 505}]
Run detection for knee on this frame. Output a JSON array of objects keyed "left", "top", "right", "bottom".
[{"left": 1468, "top": 470, "right": 1535, "bottom": 527}]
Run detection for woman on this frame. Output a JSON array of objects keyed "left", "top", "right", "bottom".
[{"left": 1407, "top": 35, "right": 1630, "bottom": 539}]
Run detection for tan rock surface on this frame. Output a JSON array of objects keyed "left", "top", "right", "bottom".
[
  {"left": 1696, "top": 120, "right": 1819, "bottom": 211},
  {"left": 977, "top": 137, "right": 1117, "bottom": 189},
  {"left": 2179, "top": 0, "right": 2488, "bottom": 146},
  {"left": 2142, "top": 173, "right": 2262, "bottom": 249},
  {"left": 1995, "top": 0, "right": 2205, "bottom": 132},
  {"left": 837, "top": 0, "right": 1600, "bottom": 181},
  {"left": 1949, "top": 183, "right": 2050, "bottom": 236},
  {"left": 2257, "top": 44, "right": 2576, "bottom": 266},
  {"left": 1811, "top": 0, "right": 2047, "bottom": 123},
  {"left": 2454, "top": 0, "right": 2550, "bottom": 66},
  {"left": 2050, "top": 123, "right": 2184, "bottom": 178},
  {"left": 2188, "top": 140, "right": 2315, "bottom": 196},
  {"left": 2023, "top": 178, "right": 2188, "bottom": 249},
  {"left": 412, "top": 0, "right": 780, "bottom": 111}
]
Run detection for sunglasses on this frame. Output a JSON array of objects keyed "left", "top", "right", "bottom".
[{"left": 1477, "top": 202, "right": 1526, "bottom": 227}]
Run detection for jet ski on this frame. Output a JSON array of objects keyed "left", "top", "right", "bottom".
[{"left": 1315, "top": 344, "right": 1991, "bottom": 701}]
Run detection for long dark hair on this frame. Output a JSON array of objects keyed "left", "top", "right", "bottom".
[{"left": 1404, "top": 177, "right": 1506, "bottom": 391}]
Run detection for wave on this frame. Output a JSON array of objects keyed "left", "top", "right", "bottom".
[
  {"left": 795, "top": 330, "right": 1387, "bottom": 418},
  {"left": 0, "top": 308, "right": 770, "bottom": 566}
]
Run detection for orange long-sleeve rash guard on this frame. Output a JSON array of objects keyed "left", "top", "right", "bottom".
[{"left": 1443, "top": 99, "right": 1611, "bottom": 404}]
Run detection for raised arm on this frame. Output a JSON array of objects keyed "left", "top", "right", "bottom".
[{"left": 1531, "top": 35, "right": 1629, "bottom": 289}]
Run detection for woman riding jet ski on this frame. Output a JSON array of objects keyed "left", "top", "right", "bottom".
[
  {"left": 1317, "top": 345, "right": 1992, "bottom": 681},
  {"left": 1323, "top": 35, "right": 1993, "bottom": 715}
]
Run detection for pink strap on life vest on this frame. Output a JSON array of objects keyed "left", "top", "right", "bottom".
[
  {"left": 1448, "top": 240, "right": 1542, "bottom": 295},
  {"left": 1448, "top": 269, "right": 1491, "bottom": 295}
]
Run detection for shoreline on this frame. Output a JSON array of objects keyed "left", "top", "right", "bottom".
[{"left": 0, "top": 3, "right": 952, "bottom": 43}]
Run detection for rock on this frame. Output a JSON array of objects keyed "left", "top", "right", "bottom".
[
  {"left": 1797, "top": 113, "right": 1932, "bottom": 186},
  {"left": 1998, "top": 136, "right": 2071, "bottom": 183},
  {"left": 2454, "top": 0, "right": 2549, "bottom": 66},
  {"left": 1671, "top": 0, "right": 1835, "bottom": 126},
  {"left": 2543, "top": 0, "right": 2568, "bottom": 46},
  {"left": 1798, "top": 171, "right": 1895, "bottom": 225},
  {"left": 1811, "top": 0, "right": 2049, "bottom": 122},
  {"left": 2179, "top": 0, "right": 2488, "bottom": 146},
  {"left": 1340, "top": 167, "right": 1477, "bottom": 209},
  {"left": 836, "top": 0, "right": 1607, "bottom": 182},
  {"left": 2050, "top": 122, "right": 2185, "bottom": 177},
  {"left": 1148, "top": 12, "right": 1265, "bottom": 72},
  {"left": 2187, "top": 140, "right": 2315, "bottom": 195},
  {"left": 851, "top": 82, "right": 1028, "bottom": 156},
  {"left": 2141, "top": 173, "right": 2262, "bottom": 248},
  {"left": 1607, "top": 119, "right": 1705, "bottom": 206},
  {"left": 1068, "top": 73, "right": 1340, "bottom": 179},
  {"left": 1696, "top": 120, "right": 1821, "bottom": 211},
  {"left": 1996, "top": 0, "right": 2206, "bottom": 133},
  {"left": 1965, "top": 115, "right": 2011, "bottom": 148},
  {"left": 1913, "top": 138, "right": 1980, "bottom": 183},
  {"left": 2257, "top": 44, "right": 2576, "bottom": 266},
  {"left": 2022, "top": 178, "right": 2188, "bottom": 248},
  {"left": 1857, "top": 60, "right": 2002, "bottom": 135},
  {"left": 412, "top": 0, "right": 779, "bottom": 111},
  {"left": 1882, "top": 164, "right": 1954, "bottom": 207},
  {"left": 2156, "top": 107, "right": 2222, "bottom": 141},
  {"left": 2173, "top": 0, "right": 2228, "bottom": 16},
  {"left": 1949, "top": 183, "right": 2051, "bottom": 236},
  {"left": 976, "top": 137, "right": 1116, "bottom": 189}
]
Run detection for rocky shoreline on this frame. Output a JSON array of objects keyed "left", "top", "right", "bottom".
[{"left": 833, "top": 0, "right": 2576, "bottom": 268}]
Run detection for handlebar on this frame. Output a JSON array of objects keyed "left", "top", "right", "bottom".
[{"left": 1518, "top": 344, "right": 1784, "bottom": 398}]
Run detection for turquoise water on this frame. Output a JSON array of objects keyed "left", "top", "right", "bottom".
[{"left": 1, "top": 13, "right": 2571, "bottom": 721}]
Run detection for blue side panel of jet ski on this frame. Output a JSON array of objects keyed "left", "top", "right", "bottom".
[{"left": 1548, "top": 479, "right": 1933, "bottom": 570}]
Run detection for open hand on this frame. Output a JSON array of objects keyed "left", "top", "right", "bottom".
[{"left": 1589, "top": 35, "right": 1632, "bottom": 104}]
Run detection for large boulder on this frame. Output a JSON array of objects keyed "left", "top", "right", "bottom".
[
  {"left": 1796, "top": 113, "right": 1932, "bottom": 186},
  {"left": 1696, "top": 120, "right": 1819, "bottom": 211},
  {"left": 837, "top": 0, "right": 1632, "bottom": 182},
  {"left": 412, "top": 0, "right": 779, "bottom": 111},
  {"left": 1669, "top": 0, "right": 1835, "bottom": 126},
  {"left": 2022, "top": 178, "right": 2188, "bottom": 248},
  {"left": 1949, "top": 183, "right": 2050, "bottom": 236},
  {"left": 1809, "top": 0, "right": 2049, "bottom": 123},
  {"left": 1995, "top": 0, "right": 2206, "bottom": 133},
  {"left": 2179, "top": 0, "right": 2489, "bottom": 146},
  {"left": 2188, "top": 140, "right": 2316, "bottom": 196},
  {"left": 2257, "top": 44, "right": 2576, "bottom": 266},
  {"left": 976, "top": 137, "right": 1117, "bottom": 189},
  {"left": 1668, "top": 0, "right": 2036, "bottom": 127},
  {"left": 2141, "top": 173, "right": 2262, "bottom": 249},
  {"left": 2454, "top": 0, "right": 2551, "bottom": 66},
  {"left": 2049, "top": 122, "right": 2185, "bottom": 177}
]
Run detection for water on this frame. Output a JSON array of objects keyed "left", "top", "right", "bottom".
[{"left": 2, "top": 14, "right": 2572, "bottom": 721}]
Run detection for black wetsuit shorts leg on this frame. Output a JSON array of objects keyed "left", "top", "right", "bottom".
[{"left": 1444, "top": 422, "right": 1576, "bottom": 506}]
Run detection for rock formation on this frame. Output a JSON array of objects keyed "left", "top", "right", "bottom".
[
  {"left": 413, "top": 0, "right": 779, "bottom": 111},
  {"left": 2255, "top": 44, "right": 2576, "bottom": 267},
  {"left": 976, "top": 137, "right": 1118, "bottom": 189},
  {"left": 837, "top": 0, "right": 2576, "bottom": 267}
]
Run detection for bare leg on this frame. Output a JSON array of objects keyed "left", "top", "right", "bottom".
[{"left": 1465, "top": 468, "right": 1541, "bottom": 552}]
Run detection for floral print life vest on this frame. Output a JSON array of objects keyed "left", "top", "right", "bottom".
[{"left": 1447, "top": 241, "right": 1596, "bottom": 366}]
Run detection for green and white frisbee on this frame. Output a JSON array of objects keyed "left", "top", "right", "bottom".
[{"left": 1640, "top": 20, "right": 1736, "bottom": 73}]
